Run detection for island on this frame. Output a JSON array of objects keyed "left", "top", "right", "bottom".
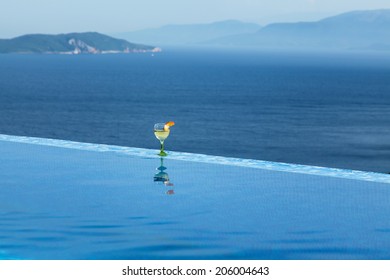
[{"left": 0, "top": 32, "right": 161, "bottom": 54}]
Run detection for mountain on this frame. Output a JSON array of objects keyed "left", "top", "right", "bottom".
[
  {"left": 207, "top": 9, "right": 390, "bottom": 50},
  {"left": 0, "top": 32, "right": 160, "bottom": 54},
  {"left": 116, "top": 20, "right": 261, "bottom": 46}
]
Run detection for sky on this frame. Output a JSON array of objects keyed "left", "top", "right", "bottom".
[{"left": 1, "top": 0, "right": 390, "bottom": 38}]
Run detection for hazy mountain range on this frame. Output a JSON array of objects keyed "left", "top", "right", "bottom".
[
  {"left": 118, "top": 9, "right": 390, "bottom": 51},
  {"left": 116, "top": 20, "right": 261, "bottom": 46},
  {"left": 208, "top": 9, "right": 390, "bottom": 50},
  {"left": 2, "top": 9, "right": 390, "bottom": 53},
  {"left": 0, "top": 32, "right": 159, "bottom": 54}
]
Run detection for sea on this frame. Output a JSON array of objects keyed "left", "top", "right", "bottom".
[{"left": 0, "top": 48, "right": 389, "bottom": 173}]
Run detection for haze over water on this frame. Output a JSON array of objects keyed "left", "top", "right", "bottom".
[{"left": 0, "top": 48, "right": 389, "bottom": 173}]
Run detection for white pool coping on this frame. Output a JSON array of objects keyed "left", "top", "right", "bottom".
[{"left": 1, "top": 134, "right": 389, "bottom": 184}]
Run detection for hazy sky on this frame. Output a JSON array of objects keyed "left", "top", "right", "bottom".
[{"left": 1, "top": 0, "right": 390, "bottom": 38}]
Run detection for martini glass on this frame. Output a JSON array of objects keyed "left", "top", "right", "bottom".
[{"left": 154, "top": 123, "right": 170, "bottom": 156}]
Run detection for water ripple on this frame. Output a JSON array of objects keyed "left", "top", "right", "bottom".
[
  {"left": 73, "top": 225, "right": 124, "bottom": 229},
  {"left": 376, "top": 228, "right": 390, "bottom": 233},
  {"left": 27, "top": 237, "right": 68, "bottom": 242}
]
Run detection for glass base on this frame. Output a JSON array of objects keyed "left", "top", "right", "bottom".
[{"left": 158, "top": 151, "right": 168, "bottom": 157}]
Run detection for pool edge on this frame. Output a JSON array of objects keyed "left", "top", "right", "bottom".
[{"left": 1, "top": 133, "right": 389, "bottom": 184}]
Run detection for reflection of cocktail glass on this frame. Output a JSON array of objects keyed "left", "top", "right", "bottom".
[
  {"left": 154, "top": 158, "right": 168, "bottom": 182},
  {"left": 154, "top": 157, "right": 174, "bottom": 195},
  {"left": 154, "top": 122, "right": 174, "bottom": 157}
]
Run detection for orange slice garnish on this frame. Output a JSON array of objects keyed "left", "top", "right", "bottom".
[
  {"left": 164, "top": 121, "right": 175, "bottom": 131},
  {"left": 165, "top": 121, "right": 175, "bottom": 127}
]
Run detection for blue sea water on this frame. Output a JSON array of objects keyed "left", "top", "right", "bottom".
[{"left": 0, "top": 48, "right": 390, "bottom": 173}]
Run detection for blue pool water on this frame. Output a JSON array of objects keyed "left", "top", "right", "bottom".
[
  {"left": 0, "top": 49, "right": 390, "bottom": 173},
  {"left": 1, "top": 135, "right": 390, "bottom": 260}
]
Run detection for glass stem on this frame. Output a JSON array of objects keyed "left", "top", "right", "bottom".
[{"left": 160, "top": 141, "right": 164, "bottom": 153}]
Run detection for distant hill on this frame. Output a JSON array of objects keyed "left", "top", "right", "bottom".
[
  {"left": 0, "top": 32, "right": 160, "bottom": 54},
  {"left": 116, "top": 20, "right": 261, "bottom": 46},
  {"left": 207, "top": 9, "right": 390, "bottom": 50}
]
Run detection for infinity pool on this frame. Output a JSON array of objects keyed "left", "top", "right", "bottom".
[{"left": 1, "top": 134, "right": 390, "bottom": 260}]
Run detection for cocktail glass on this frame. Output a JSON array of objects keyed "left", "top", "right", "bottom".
[{"left": 154, "top": 122, "right": 173, "bottom": 156}]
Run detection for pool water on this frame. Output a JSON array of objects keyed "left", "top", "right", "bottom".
[{"left": 1, "top": 135, "right": 390, "bottom": 260}]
